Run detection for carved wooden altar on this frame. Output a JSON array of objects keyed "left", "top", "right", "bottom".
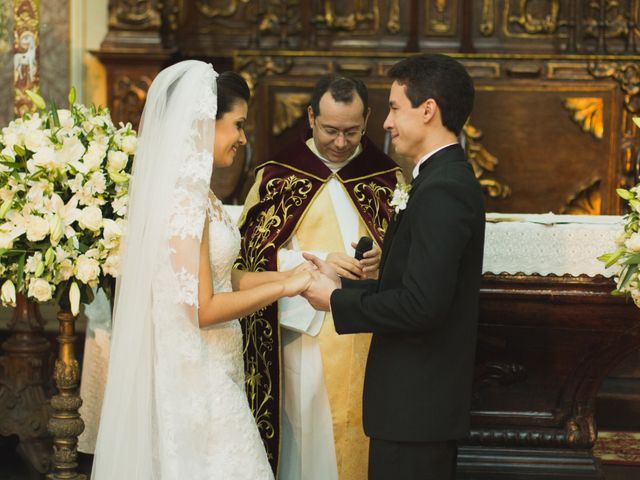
[{"left": 92, "top": 1, "right": 640, "bottom": 478}]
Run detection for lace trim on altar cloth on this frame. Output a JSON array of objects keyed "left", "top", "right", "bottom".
[{"left": 483, "top": 213, "right": 623, "bottom": 278}]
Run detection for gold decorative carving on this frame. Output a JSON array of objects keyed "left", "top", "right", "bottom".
[
  {"left": 505, "top": 0, "right": 561, "bottom": 35},
  {"left": 14, "top": 0, "right": 40, "bottom": 117},
  {"left": 560, "top": 178, "right": 601, "bottom": 215},
  {"left": 273, "top": 93, "right": 310, "bottom": 135},
  {"left": 317, "top": 0, "right": 380, "bottom": 32},
  {"left": 463, "top": 122, "right": 511, "bottom": 199},
  {"left": 47, "top": 307, "right": 86, "bottom": 480},
  {"left": 425, "top": 0, "right": 458, "bottom": 35},
  {"left": 583, "top": 1, "right": 629, "bottom": 40},
  {"left": 480, "top": 0, "right": 495, "bottom": 36},
  {"left": 109, "top": 0, "right": 162, "bottom": 29},
  {"left": 236, "top": 55, "right": 294, "bottom": 95},
  {"left": 563, "top": 97, "right": 604, "bottom": 140},
  {"left": 589, "top": 62, "right": 640, "bottom": 113},
  {"left": 112, "top": 74, "right": 153, "bottom": 129},
  {"left": 386, "top": 0, "right": 400, "bottom": 34},
  {"left": 196, "top": 0, "right": 248, "bottom": 17}
]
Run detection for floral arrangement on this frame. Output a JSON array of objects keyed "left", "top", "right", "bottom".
[
  {"left": 0, "top": 89, "right": 134, "bottom": 315},
  {"left": 598, "top": 118, "right": 640, "bottom": 306}
]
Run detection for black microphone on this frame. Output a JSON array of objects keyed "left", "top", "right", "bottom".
[{"left": 354, "top": 236, "right": 373, "bottom": 260}]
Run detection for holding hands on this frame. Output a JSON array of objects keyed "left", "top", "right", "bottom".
[{"left": 282, "top": 237, "right": 381, "bottom": 308}]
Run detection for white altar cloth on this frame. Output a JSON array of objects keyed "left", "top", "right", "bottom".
[{"left": 483, "top": 213, "right": 623, "bottom": 278}]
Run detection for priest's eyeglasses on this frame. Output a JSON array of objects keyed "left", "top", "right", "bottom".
[{"left": 316, "top": 123, "right": 365, "bottom": 142}]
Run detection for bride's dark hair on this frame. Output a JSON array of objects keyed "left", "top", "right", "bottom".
[{"left": 216, "top": 71, "right": 250, "bottom": 119}]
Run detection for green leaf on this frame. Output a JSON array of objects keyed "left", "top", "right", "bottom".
[
  {"left": 619, "top": 264, "right": 638, "bottom": 290},
  {"left": 623, "top": 253, "right": 640, "bottom": 266},
  {"left": 16, "top": 253, "right": 26, "bottom": 291},
  {"left": 25, "top": 89, "right": 46, "bottom": 110},
  {"left": 617, "top": 188, "right": 635, "bottom": 200},
  {"left": 50, "top": 100, "right": 60, "bottom": 128},
  {"left": 598, "top": 248, "right": 625, "bottom": 268},
  {"left": 68, "top": 86, "right": 76, "bottom": 105}
]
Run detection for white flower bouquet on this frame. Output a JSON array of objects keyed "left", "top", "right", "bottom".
[{"left": 0, "top": 89, "right": 133, "bottom": 314}]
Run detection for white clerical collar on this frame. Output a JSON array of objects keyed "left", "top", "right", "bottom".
[
  {"left": 306, "top": 138, "right": 363, "bottom": 173},
  {"left": 412, "top": 143, "right": 458, "bottom": 180}
]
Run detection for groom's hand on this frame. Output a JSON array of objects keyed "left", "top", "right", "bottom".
[{"left": 301, "top": 271, "right": 337, "bottom": 312}]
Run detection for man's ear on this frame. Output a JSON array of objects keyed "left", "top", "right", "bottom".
[
  {"left": 363, "top": 107, "right": 372, "bottom": 131},
  {"left": 422, "top": 98, "right": 438, "bottom": 124},
  {"left": 307, "top": 105, "right": 315, "bottom": 130}
]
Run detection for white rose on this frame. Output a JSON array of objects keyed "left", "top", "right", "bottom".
[
  {"left": 28, "top": 278, "right": 53, "bottom": 302},
  {"left": 23, "top": 129, "right": 50, "bottom": 152},
  {"left": 107, "top": 150, "right": 128, "bottom": 172},
  {"left": 29, "top": 147, "right": 57, "bottom": 172},
  {"left": 102, "top": 253, "right": 120, "bottom": 277},
  {"left": 59, "top": 136, "right": 86, "bottom": 165},
  {"left": 83, "top": 148, "right": 104, "bottom": 172},
  {"left": 25, "top": 215, "right": 50, "bottom": 241},
  {"left": 1, "top": 129, "right": 20, "bottom": 149},
  {"left": 56, "top": 258, "right": 74, "bottom": 282},
  {"left": 625, "top": 233, "right": 640, "bottom": 253},
  {"left": 120, "top": 135, "right": 137, "bottom": 155},
  {"left": 112, "top": 196, "right": 128, "bottom": 216},
  {"left": 102, "top": 218, "right": 122, "bottom": 250},
  {"left": 25, "top": 252, "right": 43, "bottom": 273},
  {"left": 75, "top": 255, "right": 100, "bottom": 284},
  {"left": 85, "top": 171, "right": 106, "bottom": 195},
  {"left": 78, "top": 206, "right": 103, "bottom": 232}
]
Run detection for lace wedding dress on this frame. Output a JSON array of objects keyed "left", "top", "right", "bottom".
[{"left": 188, "top": 192, "right": 274, "bottom": 479}]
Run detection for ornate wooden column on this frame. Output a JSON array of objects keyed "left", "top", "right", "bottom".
[{"left": 93, "top": 0, "right": 177, "bottom": 129}]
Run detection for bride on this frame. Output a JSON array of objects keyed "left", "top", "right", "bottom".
[{"left": 91, "top": 60, "right": 311, "bottom": 479}]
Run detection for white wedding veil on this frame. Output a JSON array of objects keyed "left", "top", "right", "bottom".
[{"left": 91, "top": 60, "right": 218, "bottom": 479}]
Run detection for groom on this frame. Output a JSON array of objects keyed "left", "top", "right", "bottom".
[{"left": 302, "top": 53, "right": 485, "bottom": 479}]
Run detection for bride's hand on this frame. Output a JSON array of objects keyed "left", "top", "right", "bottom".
[
  {"left": 282, "top": 271, "right": 312, "bottom": 297},
  {"left": 288, "top": 261, "right": 317, "bottom": 276}
]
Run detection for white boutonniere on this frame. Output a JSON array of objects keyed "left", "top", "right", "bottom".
[{"left": 390, "top": 181, "right": 411, "bottom": 214}]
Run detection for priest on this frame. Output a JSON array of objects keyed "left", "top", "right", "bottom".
[{"left": 236, "top": 74, "right": 403, "bottom": 480}]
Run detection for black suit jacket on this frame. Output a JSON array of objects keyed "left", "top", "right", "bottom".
[{"left": 330, "top": 144, "right": 485, "bottom": 442}]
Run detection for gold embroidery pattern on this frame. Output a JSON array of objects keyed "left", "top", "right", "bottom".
[
  {"left": 353, "top": 181, "right": 393, "bottom": 240},
  {"left": 236, "top": 174, "right": 313, "bottom": 462}
]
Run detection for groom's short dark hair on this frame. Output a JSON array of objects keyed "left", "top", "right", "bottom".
[{"left": 388, "top": 54, "right": 474, "bottom": 136}]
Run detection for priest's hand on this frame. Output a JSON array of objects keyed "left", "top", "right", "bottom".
[
  {"left": 302, "top": 253, "right": 341, "bottom": 287},
  {"left": 326, "top": 252, "right": 363, "bottom": 280},
  {"left": 353, "top": 241, "right": 381, "bottom": 280}
]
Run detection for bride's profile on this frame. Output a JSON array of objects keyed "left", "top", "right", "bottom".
[{"left": 91, "top": 60, "right": 310, "bottom": 479}]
